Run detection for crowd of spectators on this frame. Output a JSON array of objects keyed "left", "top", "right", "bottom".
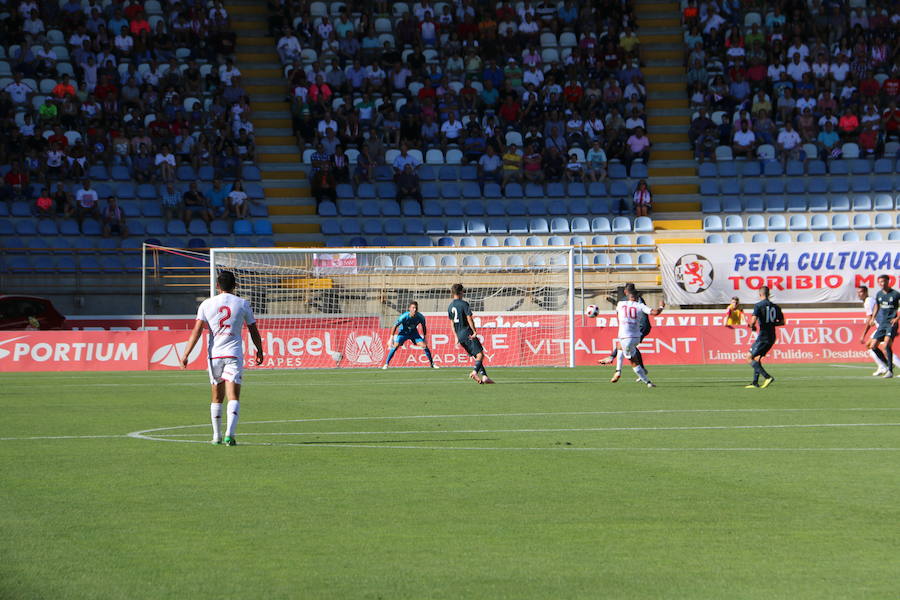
[
  {"left": 683, "top": 0, "right": 900, "bottom": 164},
  {"left": 271, "top": 0, "right": 654, "bottom": 198},
  {"left": 0, "top": 0, "right": 258, "bottom": 237}
]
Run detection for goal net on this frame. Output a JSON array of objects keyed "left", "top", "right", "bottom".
[{"left": 209, "top": 247, "right": 575, "bottom": 368}]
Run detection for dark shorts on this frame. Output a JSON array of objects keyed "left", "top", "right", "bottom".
[
  {"left": 459, "top": 337, "right": 484, "bottom": 358},
  {"left": 873, "top": 323, "right": 898, "bottom": 341},
  {"left": 750, "top": 336, "right": 775, "bottom": 358}
]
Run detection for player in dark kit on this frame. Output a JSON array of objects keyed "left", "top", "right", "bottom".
[
  {"left": 745, "top": 286, "right": 785, "bottom": 389},
  {"left": 867, "top": 274, "right": 900, "bottom": 379},
  {"left": 448, "top": 283, "right": 494, "bottom": 384}
]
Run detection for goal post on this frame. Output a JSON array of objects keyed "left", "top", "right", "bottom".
[{"left": 208, "top": 247, "right": 576, "bottom": 368}]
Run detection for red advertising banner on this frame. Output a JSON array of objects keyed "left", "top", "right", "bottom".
[{"left": 3, "top": 311, "right": 871, "bottom": 372}]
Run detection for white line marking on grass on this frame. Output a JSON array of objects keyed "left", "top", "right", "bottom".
[
  {"left": 0, "top": 434, "right": 127, "bottom": 441},
  {"left": 829, "top": 364, "right": 875, "bottom": 369}
]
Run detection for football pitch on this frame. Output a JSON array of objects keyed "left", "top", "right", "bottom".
[{"left": 2, "top": 364, "right": 899, "bottom": 599}]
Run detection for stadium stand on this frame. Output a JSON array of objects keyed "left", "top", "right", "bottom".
[{"left": 0, "top": 0, "right": 275, "bottom": 275}]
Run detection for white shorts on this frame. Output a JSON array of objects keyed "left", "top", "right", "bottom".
[
  {"left": 619, "top": 337, "right": 641, "bottom": 359},
  {"left": 208, "top": 357, "right": 243, "bottom": 385}
]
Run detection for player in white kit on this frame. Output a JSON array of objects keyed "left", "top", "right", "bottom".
[
  {"left": 858, "top": 285, "right": 900, "bottom": 375},
  {"left": 613, "top": 288, "right": 665, "bottom": 387},
  {"left": 181, "top": 271, "right": 264, "bottom": 445}
]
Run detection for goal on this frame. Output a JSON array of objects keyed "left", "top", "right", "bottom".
[{"left": 209, "top": 247, "right": 576, "bottom": 368}]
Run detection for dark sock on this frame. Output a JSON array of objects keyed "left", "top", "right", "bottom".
[
  {"left": 610, "top": 349, "right": 618, "bottom": 359},
  {"left": 758, "top": 363, "right": 771, "bottom": 380},
  {"left": 872, "top": 348, "right": 887, "bottom": 364},
  {"left": 474, "top": 360, "right": 483, "bottom": 375},
  {"left": 424, "top": 347, "right": 433, "bottom": 365},
  {"left": 385, "top": 346, "right": 397, "bottom": 366},
  {"left": 887, "top": 346, "right": 894, "bottom": 373},
  {"left": 632, "top": 349, "right": 644, "bottom": 368},
  {"left": 751, "top": 361, "right": 761, "bottom": 385}
]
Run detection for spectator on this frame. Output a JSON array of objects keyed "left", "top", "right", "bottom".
[
  {"left": 133, "top": 146, "right": 154, "bottom": 182},
  {"left": 395, "top": 164, "right": 423, "bottom": 208},
  {"left": 155, "top": 143, "right": 176, "bottom": 182},
  {"left": 1, "top": 161, "right": 29, "bottom": 203},
  {"left": 161, "top": 182, "right": 183, "bottom": 222},
  {"left": 585, "top": 141, "right": 607, "bottom": 181},
  {"left": 101, "top": 197, "right": 129, "bottom": 238},
  {"left": 310, "top": 166, "right": 336, "bottom": 207},
  {"left": 624, "top": 127, "right": 651, "bottom": 171},
  {"left": 564, "top": 153, "right": 583, "bottom": 182},
  {"left": 183, "top": 182, "right": 213, "bottom": 225},
  {"left": 354, "top": 145, "right": 374, "bottom": 186},
  {"left": 477, "top": 145, "right": 502, "bottom": 188},
  {"left": 522, "top": 144, "right": 544, "bottom": 184},
  {"left": 776, "top": 121, "right": 802, "bottom": 164},
  {"left": 206, "top": 179, "right": 231, "bottom": 218},
  {"left": 74, "top": 180, "right": 100, "bottom": 222},
  {"left": 543, "top": 146, "right": 564, "bottom": 182},
  {"left": 35, "top": 188, "right": 54, "bottom": 218},
  {"left": 732, "top": 120, "right": 757, "bottom": 159},
  {"left": 632, "top": 180, "right": 652, "bottom": 218},
  {"left": 837, "top": 108, "right": 860, "bottom": 142},
  {"left": 392, "top": 143, "right": 420, "bottom": 176},
  {"left": 817, "top": 121, "right": 841, "bottom": 159},
  {"left": 226, "top": 180, "right": 250, "bottom": 219},
  {"left": 500, "top": 143, "right": 522, "bottom": 186}
]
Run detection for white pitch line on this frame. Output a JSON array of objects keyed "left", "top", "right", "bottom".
[
  {"left": 147, "top": 422, "right": 900, "bottom": 438},
  {"left": 174, "top": 442, "right": 900, "bottom": 452},
  {"left": 0, "top": 434, "right": 127, "bottom": 441}
]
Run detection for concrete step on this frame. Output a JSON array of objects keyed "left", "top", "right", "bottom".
[
  {"left": 265, "top": 184, "right": 311, "bottom": 195},
  {"left": 647, "top": 124, "right": 691, "bottom": 134},
  {"left": 650, "top": 132, "right": 690, "bottom": 143},
  {"left": 646, "top": 193, "right": 702, "bottom": 203},
  {"left": 635, "top": 2, "right": 680, "bottom": 12},
  {"left": 646, "top": 97, "right": 688, "bottom": 109},
  {"left": 254, "top": 110, "right": 292, "bottom": 119},
  {"left": 268, "top": 205, "right": 316, "bottom": 216},
  {"left": 649, "top": 166, "right": 696, "bottom": 177},
  {"left": 652, "top": 219, "right": 703, "bottom": 231},
  {"left": 643, "top": 47, "right": 684, "bottom": 61},
  {"left": 651, "top": 149, "right": 694, "bottom": 160},
  {"left": 258, "top": 145, "right": 301, "bottom": 153},
  {"left": 643, "top": 73, "right": 686, "bottom": 83},
  {"left": 229, "top": 4, "right": 267, "bottom": 15},
  {"left": 254, "top": 117, "right": 292, "bottom": 128},
  {"left": 244, "top": 68, "right": 282, "bottom": 79},
  {"left": 641, "top": 16, "right": 681, "bottom": 27},
  {"left": 250, "top": 100, "right": 289, "bottom": 111},
  {"left": 237, "top": 52, "right": 280, "bottom": 63},
  {"left": 246, "top": 84, "right": 285, "bottom": 96},
  {"left": 259, "top": 153, "right": 302, "bottom": 163},
  {"left": 274, "top": 237, "right": 326, "bottom": 247},
  {"left": 653, "top": 182, "right": 699, "bottom": 195},
  {"left": 652, "top": 201, "right": 701, "bottom": 212},
  {"left": 651, "top": 141, "right": 691, "bottom": 151},
  {"left": 646, "top": 81, "right": 687, "bottom": 93},
  {"left": 241, "top": 37, "right": 274, "bottom": 47},
  {"left": 232, "top": 20, "right": 266, "bottom": 30},
  {"left": 257, "top": 135, "right": 296, "bottom": 145},
  {"left": 643, "top": 64, "right": 683, "bottom": 76},
  {"left": 274, "top": 223, "right": 321, "bottom": 234},
  {"left": 262, "top": 169, "right": 307, "bottom": 180},
  {"left": 640, "top": 32, "right": 682, "bottom": 44},
  {"left": 269, "top": 213, "right": 319, "bottom": 223},
  {"left": 649, "top": 114, "right": 691, "bottom": 126},
  {"left": 654, "top": 234, "right": 705, "bottom": 243},
  {"left": 640, "top": 42, "right": 682, "bottom": 52}
]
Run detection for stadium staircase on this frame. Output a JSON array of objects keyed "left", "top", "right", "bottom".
[
  {"left": 637, "top": 0, "right": 703, "bottom": 244},
  {"left": 231, "top": 1, "right": 324, "bottom": 247}
]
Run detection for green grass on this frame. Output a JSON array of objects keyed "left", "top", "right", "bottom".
[{"left": 2, "top": 364, "right": 900, "bottom": 599}]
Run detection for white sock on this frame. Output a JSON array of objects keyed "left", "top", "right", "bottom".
[
  {"left": 226, "top": 400, "right": 240, "bottom": 437},
  {"left": 615, "top": 351, "right": 624, "bottom": 372},
  {"left": 210, "top": 403, "right": 222, "bottom": 440},
  {"left": 893, "top": 353, "right": 900, "bottom": 368},
  {"left": 633, "top": 365, "right": 649, "bottom": 383},
  {"left": 869, "top": 350, "right": 888, "bottom": 370}
]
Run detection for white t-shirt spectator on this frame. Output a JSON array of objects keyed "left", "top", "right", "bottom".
[
  {"left": 46, "top": 149, "right": 64, "bottom": 167},
  {"left": 786, "top": 43, "right": 809, "bottom": 60},
  {"left": 317, "top": 118, "right": 338, "bottom": 137},
  {"left": 767, "top": 64, "right": 786, "bottom": 81},
  {"left": 625, "top": 116, "right": 645, "bottom": 130},
  {"left": 5, "top": 81, "right": 33, "bottom": 104},
  {"left": 829, "top": 62, "right": 850, "bottom": 82},
  {"left": 518, "top": 19, "right": 539, "bottom": 34},
  {"left": 523, "top": 68, "right": 544, "bottom": 87},
  {"left": 228, "top": 189, "right": 247, "bottom": 206},
  {"left": 777, "top": 129, "right": 801, "bottom": 150},
  {"left": 703, "top": 13, "right": 725, "bottom": 34},
  {"left": 69, "top": 32, "right": 90, "bottom": 47},
  {"left": 155, "top": 152, "right": 176, "bottom": 166},
  {"left": 114, "top": 33, "right": 134, "bottom": 52},
  {"left": 440, "top": 119, "right": 464, "bottom": 140},
  {"left": 796, "top": 97, "right": 816, "bottom": 113},
  {"left": 786, "top": 60, "right": 809, "bottom": 82},
  {"left": 76, "top": 187, "right": 99, "bottom": 208},
  {"left": 478, "top": 153, "right": 501, "bottom": 172},
  {"left": 219, "top": 64, "right": 241, "bottom": 85},
  {"left": 392, "top": 152, "right": 420, "bottom": 171},
  {"left": 811, "top": 61, "right": 830, "bottom": 79},
  {"left": 277, "top": 35, "right": 301, "bottom": 56},
  {"left": 23, "top": 15, "right": 45, "bottom": 35},
  {"left": 733, "top": 130, "right": 756, "bottom": 146}
]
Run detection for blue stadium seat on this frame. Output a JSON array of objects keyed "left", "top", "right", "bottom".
[
  {"left": 751, "top": 233, "right": 769, "bottom": 243},
  {"left": 874, "top": 194, "right": 893, "bottom": 211},
  {"left": 360, "top": 200, "right": 380, "bottom": 217},
  {"left": 570, "top": 235, "right": 587, "bottom": 246},
  {"left": 11, "top": 201, "right": 30, "bottom": 217},
  {"left": 842, "top": 232, "right": 860, "bottom": 241},
  {"left": 872, "top": 176, "right": 893, "bottom": 192},
  {"left": 383, "top": 219, "right": 403, "bottom": 235},
  {"left": 403, "top": 219, "right": 423, "bottom": 235},
  {"left": 774, "top": 233, "right": 791, "bottom": 243},
  {"left": 721, "top": 180, "right": 739, "bottom": 195},
  {"left": 110, "top": 165, "right": 130, "bottom": 181},
  {"left": 436, "top": 236, "right": 454, "bottom": 246},
  {"left": 357, "top": 183, "right": 376, "bottom": 199},
  {"left": 443, "top": 199, "right": 463, "bottom": 217},
  {"left": 763, "top": 162, "right": 783, "bottom": 176},
  {"left": 727, "top": 233, "right": 745, "bottom": 243},
  {"left": 810, "top": 214, "right": 828, "bottom": 230},
  {"left": 484, "top": 183, "right": 502, "bottom": 199},
  {"left": 506, "top": 200, "right": 527, "bottom": 216},
  {"left": 717, "top": 161, "right": 737, "bottom": 177},
  {"left": 529, "top": 218, "right": 549, "bottom": 233},
  {"left": 796, "top": 232, "right": 813, "bottom": 242},
  {"left": 523, "top": 183, "right": 543, "bottom": 198},
  {"left": 37, "top": 220, "right": 58, "bottom": 235},
  {"left": 14, "top": 221, "right": 36, "bottom": 235},
  {"left": 381, "top": 201, "right": 401, "bottom": 216},
  {"left": 765, "top": 197, "right": 786, "bottom": 212},
  {"left": 702, "top": 198, "right": 721, "bottom": 213},
  {"left": 376, "top": 182, "right": 397, "bottom": 198},
  {"left": 176, "top": 165, "right": 195, "bottom": 181},
  {"left": 698, "top": 163, "right": 717, "bottom": 178},
  {"left": 850, "top": 178, "right": 871, "bottom": 192},
  {"left": 242, "top": 166, "right": 262, "bottom": 181},
  {"left": 743, "top": 198, "right": 762, "bottom": 212},
  {"left": 418, "top": 165, "right": 435, "bottom": 181},
  {"left": 592, "top": 217, "right": 611, "bottom": 232},
  {"left": 402, "top": 200, "right": 422, "bottom": 216},
  {"left": 786, "top": 197, "right": 806, "bottom": 212},
  {"left": 319, "top": 201, "right": 337, "bottom": 217},
  {"left": 807, "top": 196, "right": 827, "bottom": 211},
  {"left": 422, "top": 200, "right": 441, "bottom": 217},
  {"left": 587, "top": 182, "right": 606, "bottom": 197},
  {"left": 890, "top": 232, "right": 900, "bottom": 241},
  {"left": 634, "top": 216, "right": 652, "bottom": 232},
  {"left": 807, "top": 178, "right": 827, "bottom": 193},
  {"left": 128, "top": 222, "right": 146, "bottom": 236},
  {"left": 233, "top": 220, "right": 253, "bottom": 235},
  {"left": 253, "top": 220, "right": 273, "bottom": 235},
  {"left": 508, "top": 218, "right": 529, "bottom": 234},
  {"left": 788, "top": 215, "right": 807, "bottom": 230},
  {"left": 630, "top": 163, "right": 649, "bottom": 179},
  {"left": 849, "top": 159, "right": 870, "bottom": 175},
  {"left": 547, "top": 200, "right": 567, "bottom": 216},
  {"left": 446, "top": 218, "right": 466, "bottom": 234},
  {"left": 336, "top": 183, "right": 354, "bottom": 199},
  {"left": 321, "top": 220, "right": 340, "bottom": 235},
  {"left": 612, "top": 217, "right": 631, "bottom": 233},
  {"left": 705, "top": 234, "right": 724, "bottom": 243},
  {"left": 589, "top": 198, "right": 610, "bottom": 214},
  {"left": 614, "top": 254, "right": 633, "bottom": 266},
  {"left": 198, "top": 166, "right": 215, "bottom": 181},
  {"left": 438, "top": 166, "right": 457, "bottom": 181},
  {"left": 829, "top": 160, "right": 849, "bottom": 175},
  {"left": 571, "top": 217, "right": 590, "bottom": 233},
  {"left": 458, "top": 166, "right": 477, "bottom": 181},
  {"left": 463, "top": 200, "right": 484, "bottom": 216},
  {"left": 609, "top": 182, "right": 630, "bottom": 197},
  {"left": 166, "top": 221, "right": 187, "bottom": 235},
  {"left": 137, "top": 184, "right": 157, "bottom": 199},
  {"left": 852, "top": 195, "right": 872, "bottom": 211},
  {"left": 187, "top": 220, "right": 207, "bottom": 235},
  {"left": 362, "top": 220, "right": 383, "bottom": 235},
  {"left": 873, "top": 159, "right": 894, "bottom": 174},
  {"left": 441, "top": 183, "right": 461, "bottom": 199},
  {"left": 458, "top": 236, "right": 476, "bottom": 247},
  {"left": 550, "top": 217, "right": 569, "bottom": 233},
  {"left": 764, "top": 179, "right": 784, "bottom": 194},
  {"left": 568, "top": 182, "right": 586, "bottom": 197},
  {"left": 807, "top": 160, "right": 827, "bottom": 176},
  {"left": 374, "top": 166, "right": 393, "bottom": 181},
  {"left": 425, "top": 219, "right": 445, "bottom": 234},
  {"left": 704, "top": 216, "right": 723, "bottom": 231},
  {"left": 737, "top": 161, "right": 759, "bottom": 176},
  {"left": 568, "top": 198, "right": 588, "bottom": 215},
  {"left": 546, "top": 182, "right": 565, "bottom": 198},
  {"left": 88, "top": 165, "right": 109, "bottom": 180},
  {"left": 504, "top": 182, "right": 523, "bottom": 199},
  {"left": 747, "top": 215, "right": 765, "bottom": 231},
  {"left": 593, "top": 254, "right": 610, "bottom": 266},
  {"left": 829, "top": 178, "right": 849, "bottom": 193},
  {"left": 700, "top": 180, "right": 718, "bottom": 195},
  {"left": 767, "top": 215, "right": 786, "bottom": 231},
  {"left": 852, "top": 214, "right": 871, "bottom": 229},
  {"left": 79, "top": 255, "right": 102, "bottom": 273},
  {"left": 722, "top": 198, "right": 742, "bottom": 213},
  {"left": 785, "top": 161, "right": 804, "bottom": 176},
  {"left": 0, "top": 204, "right": 8, "bottom": 217},
  {"left": 608, "top": 164, "right": 627, "bottom": 179},
  {"left": 830, "top": 195, "right": 850, "bottom": 211},
  {"left": 504, "top": 236, "right": 522, "bottom": 247},
  {"left": 59, "top": 220, "right": 80, "bottom": 235},
  {"left": 591, "top": 235, "right": 609, "bottom": 245},
  {"left": 210, "top": 220, "right": 230, "bottom": 235},
  {"left": 865, "top": 231, "right": 883, "bottom": 241},
  {"left": 114, "top": 182, "right": 135, "bottom": 199},
  {"left": 831, "top": 214, "right": 850, "bottom": 230},
  {"left": 724, "top": 215, "right": 743, "bottom": 231},
  {"left": 742, "top": 180, "right": 762, "bottom": 195},
  {"left": 523, "top": 199, "right": 544, "bottom": 215},
  {"left": 547, "top": 236, "right": 565, "bottom": 246}
]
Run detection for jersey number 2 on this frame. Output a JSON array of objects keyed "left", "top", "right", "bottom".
[
  {"left": 450, "top": 307, "right": 459, "bottom": 323},
  {"left": 217, "top": 306, "right": 232, "bottom": 331}
]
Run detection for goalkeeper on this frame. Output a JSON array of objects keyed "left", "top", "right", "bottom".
[{"left": 382, "top": 301, "right": 439, "bottom": 369}]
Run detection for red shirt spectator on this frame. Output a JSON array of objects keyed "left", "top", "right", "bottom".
[
  {"left": 48, "top": 132, "right": 68, "bottom": 148},
  {"left": 883, "top": 77, "right": 900, "bottom": 99},
  {"left": 563, "top": 83, "right": 584, "bottom": 105},
  {"left": 747, "top": 63, "right": 766, "bottom": 84},
  {"left": 417, "top": 83, "right": 437, "bottom": 102},
  {"left": 883, "top": 105, "right": 900, "bottom": 134},
  {"left": 498, "top": 97, "right": 520, "bottom": 124},
  {"left": 859, "top": 76, "right": 880, "bottom": 98},
  {"left": 52, "top": 81, "right": 76, "bottom": 98},
  {"left": 130, "top": 16, "right": 151, "bottom": 35},
  {"left": 94, "top": 81, "right": 118, "bottom": 100},
  {"left": 124, "top": 1, "right": 144, "bottom": 20},
  {"left": 838, "top": 113, "right": 859, "bottom": 135},
  {"left": 5, "top": 169, "right": 28, "bottom": 188}
]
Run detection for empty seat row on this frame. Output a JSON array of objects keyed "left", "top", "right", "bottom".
[
  {"left": 0, "top": 181, "right": 266, "bottom": 202},
  {"left": 291, "top": 252, "right": 655, "bottom": 269},
  {"left": 69, "top": 164, "right": 264, "bottom": 183},
  {"left": 433, "top": 234, "right": 654, "bottom": 247},
  {"left": 337, "top": 180, "right": 639, "bottom": 201},
  {"left": 704, "top": 213, "right": 900, "bottom": 232},
  {"left": 321, "top": 216, "right": 652, "bottom": 236},
  {"left": 707, "top": 231, "right": 896, "bottom": 244},
  {"left": 700, "top": 176, "right": 895, "bottom": 196},
  {"left": 698, "top": 158, "right": 897, "bottom": 178},
  {"left": 702, "top": 194, "right": 899, "bottom": 214},
  {"left": 320, "top": 197, "right": 636, "bottom": 219},
  {"left": 0, "top": 200, "right": 268, "bottom": 220},
  {"left": 0, "top": 218, "right": 273, "bottom": 237}
]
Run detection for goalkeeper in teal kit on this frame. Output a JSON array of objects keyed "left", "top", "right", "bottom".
[{"left": 382, "top": 301, "right": 439, "bottom": 369}]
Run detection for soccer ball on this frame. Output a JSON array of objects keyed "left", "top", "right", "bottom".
[{"left": 585, "top": 305, "right": 600, "bottom": 318}]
